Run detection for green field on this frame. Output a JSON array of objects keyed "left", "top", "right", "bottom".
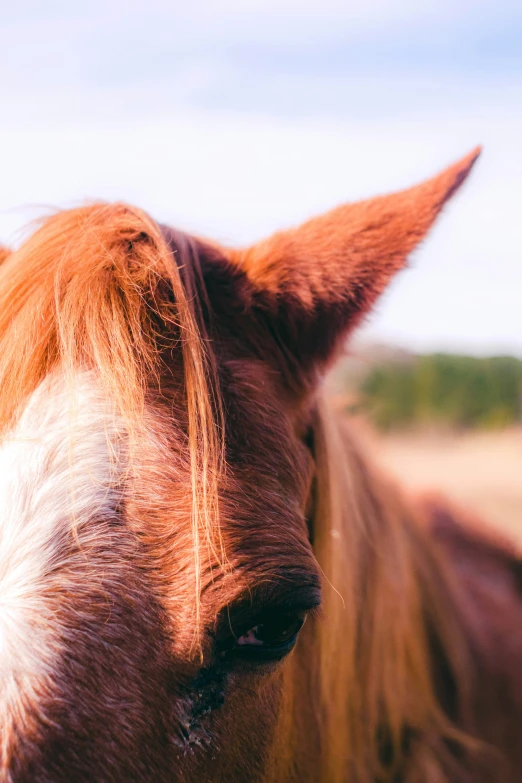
[{"left": 339, "top": 351, "right": 522, "bottom": 431}]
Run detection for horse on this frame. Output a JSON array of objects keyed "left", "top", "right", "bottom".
[{"left": 0, "top": 147, "right": 520, "bottom": 783}]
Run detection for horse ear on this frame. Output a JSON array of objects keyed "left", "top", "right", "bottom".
[{"left": 228, "top": 148, "right": 480, "bottom": 389}]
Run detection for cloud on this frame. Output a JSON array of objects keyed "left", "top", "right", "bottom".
[{"left": 2, "top": 0, "right": 521, "bottom": 100}]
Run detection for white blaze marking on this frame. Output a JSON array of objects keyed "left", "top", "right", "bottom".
[{"left": 0, "top": 374, "right": 124, "bottom": 752}]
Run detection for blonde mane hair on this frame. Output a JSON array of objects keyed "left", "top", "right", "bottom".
[
  {"left": 0, "top": 204, "right": 223, "bottom": 633},
  {"left": 272, "top": 399, "right": 481, "bottom": 783}
]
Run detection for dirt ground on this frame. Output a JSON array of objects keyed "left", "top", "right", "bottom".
[{"left": 363, "top": 427, "right": 522, "bottom": 549}]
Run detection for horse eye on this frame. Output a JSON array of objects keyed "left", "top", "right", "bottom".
[{"left": 234, "top": 610, "right": 307, "bottom": 659}]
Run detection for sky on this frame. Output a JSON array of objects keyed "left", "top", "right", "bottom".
[{"left": 1, "top": 0, "right": 521, "bottom": 356}]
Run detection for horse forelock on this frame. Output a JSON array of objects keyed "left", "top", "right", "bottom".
[
  {"left": 0, "top": 206, "right": 232, "bottom": 775},
  {"left": 0, "top": 204, "right": 225, "bottom": 637}
]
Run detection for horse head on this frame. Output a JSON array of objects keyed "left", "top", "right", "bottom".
[{"left": 0, "top": 149, "right": 480, "bottom": 781}]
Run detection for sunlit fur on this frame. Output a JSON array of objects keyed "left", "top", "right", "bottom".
[
  {"left": 0, "top": 150, "right": 520, "bottom": 782},
  {"left": 0, "top": 207, "right": 223, "bottom": 640}
]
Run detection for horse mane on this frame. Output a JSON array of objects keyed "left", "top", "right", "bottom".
[
  {"left": 273, "top": 399, "right": 483, "bottom": 783},
  {"left": 0, "top": 204, "right": 224, "bottom": 635}
]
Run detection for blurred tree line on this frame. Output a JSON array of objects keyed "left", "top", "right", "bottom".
[{"left": 357, "top": 354, "right": 522, "bottom": 431}]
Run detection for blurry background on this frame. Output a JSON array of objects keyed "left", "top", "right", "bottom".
[{"left": 1, "top": 1, "right": 521, "bottom": 541}]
